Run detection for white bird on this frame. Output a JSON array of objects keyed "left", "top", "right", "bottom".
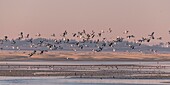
[{"left": 123, "top": 30, "right": 129, "bottom": 34}]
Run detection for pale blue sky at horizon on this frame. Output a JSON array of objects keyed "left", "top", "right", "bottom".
[{"left": 0, "top": 0, "right": 170, "bottom": 44}]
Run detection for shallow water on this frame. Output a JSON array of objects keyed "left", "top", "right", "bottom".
[
  {"left": 0, "top": 61, "right": 170, "bottom": 66},
  {"left": 0, "top": 61, "right": 170, "bottom": 85},
  {"left": 0, "top": 77, "right": 169, "bottom": 85}
]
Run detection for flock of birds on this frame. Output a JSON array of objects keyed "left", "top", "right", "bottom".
[{"left": 0, "top": 28, "right": 170, "bottom": 57}]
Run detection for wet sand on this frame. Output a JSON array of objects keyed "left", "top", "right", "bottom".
[
  {"left": 0, "top": 64, "right": 170, "bottom": 79},
  {"left": 0, "top": 51, "right": 170, "bottom": 78}
]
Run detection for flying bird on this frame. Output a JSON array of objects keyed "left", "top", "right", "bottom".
[
  {"left": 127, "top": 35, "right": 135, "bottom": 39},
  {"left": 157, "top": 37, "right": 162, "bottom": 40},
  {"left": 108, "top": 28, "right": 112, "bottom": 33},
  {"left": 148, "top": 32, "right": 155, "bottom": 39},
  {"left": 123, "top": 30, "right": 129, "bottom": 34},
  {"left": 26, "top": 34, "right": 30, "bottom": 38},
  {"left": 28, "top": 50, "right": 36, "bottom": 57},
  {"left": 51, "top": 33, "right": 56, "bottom": 37},
  {"left": 36, "top": 33, "right": 41, "bottom": 37},
  {"left": 4, "top": 36, "right": 8, "bottom": 41}
]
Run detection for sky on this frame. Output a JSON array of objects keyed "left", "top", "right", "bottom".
[{"left": 0, "top": 0, "right": 170, "bottom": 43}]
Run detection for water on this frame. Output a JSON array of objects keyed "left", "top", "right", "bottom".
[
  {"left": 1, "top": 61, "right": 170, "bottom": 85},
  {"left": 0, "top": 77, "right": 169, "bottom": 85},
  {"left": 0, "top": 61, "right": 170, "bottom": 66}
]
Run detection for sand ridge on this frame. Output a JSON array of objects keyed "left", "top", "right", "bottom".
[{"left": 0, "top": 51, "right": 170, "bottom": 61}]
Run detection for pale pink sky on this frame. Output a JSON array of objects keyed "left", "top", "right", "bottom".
[{"left": 0, "top": 0, "right": 170, "bottom": 42}]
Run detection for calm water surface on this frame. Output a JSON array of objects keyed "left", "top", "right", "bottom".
[
  {"left": 0, "top": 61, "right": 170, "bottom": 85},
  {"left": 0, "top": 77, "right": 169, "bottom": 85},
  {"left": 0, "top": 61, "right": 170, "bottom": 66}
]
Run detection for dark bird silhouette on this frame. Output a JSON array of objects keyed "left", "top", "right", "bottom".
[
  {"left": 98, "top": 33, "right": 102, "bottom": 37},
  {"left": 157, "top": 37, "right": 162, "bottom": 40},
  {"left": 127, "top": 35, "right": 135, "bottom": 39},
  {"left": 27, "top": 38, "right": 33, "bottom": 43},
  {"left": 72, "top": 33, "right": 77, "bottom": 37},
  {"left": 26, "top": 34, "right": 30, "bottom": 38},
  {"left": 108, "top": 28, "right": 112, "bottom": 33},
  {"left": 28, "top": 50, "right": 36, "bottom": 57},
  {"left": 129, "top": 45, "right": 135, "bottom": 49},
  {"left": 78, "top": 45, "right": 84, "bottom": 49},
  {"left": 91, "top": 34, "right": 95, "bottom": 38},
  {"left": 115, "top": 37, "right": 124, "bottom": 42},
  {"left": 137, "top": 39, "right": 143, "bottom": 43},
  {"left": 11, "top": 39, "right": 16, "bottom": 44},
  {"left": 92, "top": 46, "right": 103, "bottom": 52},
  {"left": 4, "top": 36, "right": 8, "bottom": 41},
  {"left": 62, "top": 30, "right": 67, "bottom": 37},
  {"left": 146, "top": 39, "right": 151, "bottom": 42},
  {"left": 148, "top": 32, "right": 155, "bottom": 39},
  {"left": 54, "top": 39, "right": 61, "bottom": 44},
  {"left": 83, "top": 30, "right": 86, "bottom": 34},
  {"left": 108, "top": 42, "right": 113, "bottom": 47},
  {"left": 20, "top": 32, "right": 24, "bottom": 39},
  {"left": 40, "top": 50, "right": 48, "bottom": 54},
  {"left": 37, "top": 40, "right": 44, "bottom": 46}
]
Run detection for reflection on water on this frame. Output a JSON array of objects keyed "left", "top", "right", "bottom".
[
  {"left": 1, "top": 61, "right": 170, "bottom": 66},
  {"left": 0, "top": 61, "right": 170, "bottom": 85},
  {"left": 0, "top": 77, "right": 169, "bottom": 85}
]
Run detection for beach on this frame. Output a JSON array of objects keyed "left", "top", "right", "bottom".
[
  {"left": 0, "top": 51, "right": 170, "bottom": 79},
  {"left": 0, "top": 51, "right": 170, "bottom": 85},
  {"left": 0, "top": 51, "right": 170, "bottom": 61}
]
